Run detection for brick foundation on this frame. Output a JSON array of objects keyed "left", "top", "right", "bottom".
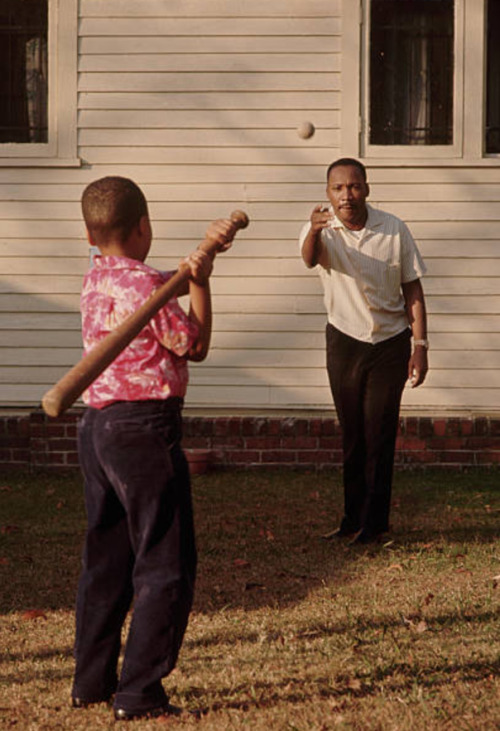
[{"left": 1, "top": 409, "right": 500, "bottom": 471}]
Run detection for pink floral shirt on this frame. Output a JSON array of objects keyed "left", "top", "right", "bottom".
[{"left": 81, "top": 256, "right": 199, "bottom": 408}]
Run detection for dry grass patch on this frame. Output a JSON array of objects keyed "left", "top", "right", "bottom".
[{"left": 0, "top": 468, "right": 499, "bottom": 729}]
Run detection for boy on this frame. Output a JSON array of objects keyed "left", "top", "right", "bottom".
[{"left": 71, "top": 176, "right": 234, "bottom": 721}]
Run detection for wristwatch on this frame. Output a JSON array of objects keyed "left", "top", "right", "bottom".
[{"left": 413, "top": 338, "right": 429, "bottom": 349}]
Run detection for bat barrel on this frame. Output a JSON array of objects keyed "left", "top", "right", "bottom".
[{"left": 42, "top": 389, "right": 69, "bottom": 419}]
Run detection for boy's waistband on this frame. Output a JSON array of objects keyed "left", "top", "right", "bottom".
[{"left": 91, "top": 396, "right": 184, "bottom": 414}]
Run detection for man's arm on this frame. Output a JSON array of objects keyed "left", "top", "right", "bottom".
[
  {"left": 402, "top": 278, "right": 428, "bottom": 388},
  {"left": 301, "top": 204, "right": 331, "bottom": 268}
]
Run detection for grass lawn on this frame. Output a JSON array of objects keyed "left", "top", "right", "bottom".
[{"left": 0, "top": 467, "right": 499, "bottom": 730}]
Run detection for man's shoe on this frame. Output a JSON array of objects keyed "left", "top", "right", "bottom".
[
  {"left": 349, "top": 529, "right": 384, "bottom": 545},
  {"left": 321, "top": 526, "right": 358, "bottom": 540},
  {"left": 114, "top": 702, "right": 183, "bottom": 721},
  {"left": 72, "top": 696, "right": 111, "bottom": 708}
]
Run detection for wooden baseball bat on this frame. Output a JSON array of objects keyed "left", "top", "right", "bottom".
[{"left": 41, "top": 210, "right": 249, "bottom": 418}]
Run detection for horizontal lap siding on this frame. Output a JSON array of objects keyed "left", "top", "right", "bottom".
[
  {"left": 0, "top": 0, "right": 343, "bottom": 408},
  {"left": 371, "top": 175, "right": 500, "bottom": 411},
  {"left": 0, "top": 0, "right": 499, "bottom": 414}
]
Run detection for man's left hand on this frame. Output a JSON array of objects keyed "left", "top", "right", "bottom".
[{"left": 408, "top": 347, "right": 428, "bottom": 387}]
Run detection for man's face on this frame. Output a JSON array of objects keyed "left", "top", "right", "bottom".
[{"left": 326, "top": 165, "right": 370, "bottom": 230}]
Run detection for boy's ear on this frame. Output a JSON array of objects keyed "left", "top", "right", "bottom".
[
  {"left": 138, "top": 214, "right": 150, "bottom": 236},
  {"left": 86, "top": 228, "right": 97, "bottom": 247}
]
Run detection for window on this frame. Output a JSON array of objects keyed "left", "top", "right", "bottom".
[
  {"left": 342, "top": 0, "right": 499, "bottom": 163},
  {"left": 0, "top": 0, "right": 78, "bottom": 166},
  {"left": 486, "top": 0, "right": 500, "bottom": 153},
  {"left": 0, "top": 0, "right": 48, "bottom": 143},
  {"left": 369, "top": 0, "right": 454, "bottom": 146}
]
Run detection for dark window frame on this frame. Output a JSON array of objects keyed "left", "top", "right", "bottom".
[
  {"left": 369, "top": 0, "right": 454, "bottom": 147},
  {"left": 0, "top": 0, "right": 78, "bottom": 168},
  {"left": 486, "top": 0, "right": 500, "bottom": 153},
  {"left": 0, "top": 0, "right": 48, "bottom": 144}
]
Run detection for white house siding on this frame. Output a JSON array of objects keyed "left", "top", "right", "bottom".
[{"left": 0, "top": 0, "right": 498, "bottom": 415}]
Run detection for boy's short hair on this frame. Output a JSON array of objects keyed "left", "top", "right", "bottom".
[
  {"left": 81, "top": 176, "right": 149, "bottom": 245},
  {"left": 326, "top": 157, "right": 367, "bottom": 182}
]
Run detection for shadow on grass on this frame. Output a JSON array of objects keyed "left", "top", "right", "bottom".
[
  {"left": 0, "top": 467, "right": 498, "bottom": 615},
  {"left": 0, "top": 663, "right": 73, "bottom": 687},
  {"left": 190, "top": 468, "right": 499, "bottom": 614},
  {"left": 0, "top": 468, "right": 351, "bottom": 614},
  {"left": 0, "top": 645, "right": 73, "bottom": 664},
  {"left": 183, "top": 655, "right": 499, "bottom": 714},
  {"left": 184, "top": 607, "right": 500, "bottom": 651},
  {"left": 1, "top": 603, "right": 497, "bottom": 697}
]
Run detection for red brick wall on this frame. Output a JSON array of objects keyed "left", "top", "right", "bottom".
[{"left": 1, "top": 410, "right": 500, "bottom": 471}]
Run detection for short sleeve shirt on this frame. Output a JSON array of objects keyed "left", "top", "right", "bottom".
[
  {"left": 299, "top": 204, "right": 426, "bottom": 344},
  {"left": 81, "top": 255, "right": 199, "bottom": 408}
]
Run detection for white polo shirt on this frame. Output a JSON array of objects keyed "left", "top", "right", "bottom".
[{"left": 299, "top": 204, "right": 426, "bottom": 344}]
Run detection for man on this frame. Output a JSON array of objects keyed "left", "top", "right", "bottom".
[{"left": 300, "top": 158, "right": 428, "bottom": 544}]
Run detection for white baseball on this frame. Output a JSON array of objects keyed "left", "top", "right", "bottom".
[{"left": 297, "top": 121, "right": 315, "bottom": 139}]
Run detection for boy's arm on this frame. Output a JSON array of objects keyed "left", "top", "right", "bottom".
[
  {"left": 185, "top": 218, "right": 236, "bottom": 361},
  {"left": 186, "top": 257, "right": 212, "bottom": 362}
]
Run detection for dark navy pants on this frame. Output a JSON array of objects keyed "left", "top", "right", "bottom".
[
  {"left": 72, "top": 398, "right": 196, "bottom": 714},
  {"left": 326, "top": 325, "right": 411, "bottom": 536}
]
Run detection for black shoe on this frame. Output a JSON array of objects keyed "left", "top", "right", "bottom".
[
  {"left": 321, "top": 526, "right": 358, "bottom": 540},
  {"left": 72, "top": 696, "right": 111, "bottom": 708},
  {"left": 349, "top": 529, "right": 385, "bottom": 545},
  {"left": 114, "top": 702, "right": 183, "bottom": 721}
]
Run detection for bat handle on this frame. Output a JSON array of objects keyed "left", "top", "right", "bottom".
[{"left": 230, "top": 209, "right": 249, "bottom": 230}]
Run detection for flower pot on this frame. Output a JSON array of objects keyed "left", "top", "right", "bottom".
[{"left": 185, "top": 448, "right": 213, "bottom": 475}]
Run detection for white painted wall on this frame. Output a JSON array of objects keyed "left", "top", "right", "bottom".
[{"left": 0, "top": 0, "right": 498, "bottom": 414}]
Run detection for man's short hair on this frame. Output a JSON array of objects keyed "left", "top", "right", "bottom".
[
  {"left": 81, "top": 176, "right": 149, "bottom": 245},
  {"left": 326, "top": 158, "right": 367, "bottom": 182}
]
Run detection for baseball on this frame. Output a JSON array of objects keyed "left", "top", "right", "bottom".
[{"left": 297, "top": 121, "right": 315, "bottom": 139}]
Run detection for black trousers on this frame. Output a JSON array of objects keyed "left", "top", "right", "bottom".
[
  {"left": 72, "top": 398, "right": 196, "bottom": 714},
  {"left": 326, "top": 324, "right": 411, "bottom": 535}
]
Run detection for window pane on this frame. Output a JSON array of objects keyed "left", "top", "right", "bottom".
[
  {"left": 370, "top": 0, "right": 454, "bottom": 146},
  {"left": 0, "top": 0, "right": 48, "bottom": 143},
  {"left": 486, "top": 0, "right": 500, "bottom": 153}
]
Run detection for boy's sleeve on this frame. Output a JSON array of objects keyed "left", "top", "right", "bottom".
[{"left": 149, "top": 272, "right": 199, "bottom": 356}]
